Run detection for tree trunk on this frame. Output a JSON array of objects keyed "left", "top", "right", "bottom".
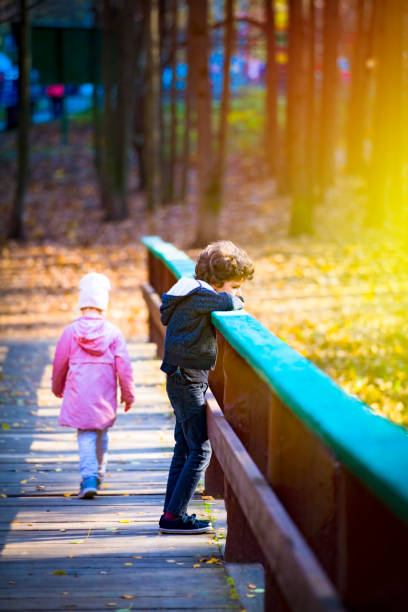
[
  {"left": 133, "top": 4, "right": 147, "bottom": 192},
  {"left": 288, "top": 0, "right": 313, "bottom": 236},
  {"left": 264, "top": 0, "right": 278, "bottom": 175},
  {"left": 190, "top": 0, "right": 214, "bottom": 246},
  {"left": 145, "top": 0, "right": 162, "bottom": 211},
  {"left": 285, "top": 0, "right": 301, "bottom": 195},
  {"left": 317, "top": 0, "right": 339, "bottom": 193},
  {"left": 305, "top": 0, "right": 317, "bottom": 210},
  {"left": 167, "top": 0, "right": 178, "bottom": 202},
  {"left": 179, "top": 2, "right": 193, "bottom": 203},
  {"left": 385, "top": 0, "right": 405, "bottom": 226},
  {"left": 100, "top": 0, "right": 139, "bottom": 221},
  {"left": 202, "top": 0, "right": 234, "bottom": 235},
  {"left": 8, "top": 0, "right": 30, "bottom": 241},
  {"left": 366, "top": 0, "right": 405, "bottom": 227},
  {"left": 101, "top": 0, "right": 118, "bottom": 220},
  {"left": 159, "top": 0, "right": 171, "bottom": 203},
  {"left": 92, "top": 8, "right": 103, "bottom": 181},
  {"left": 114, "top": 0, "right": 139, "bottom": 218},
  {"left": 134, "top": 86, "right": 147, "bottom": 192},
  {"left": 346, "top": 0, "right": 369, "bottom": 175},
  {"left": 217, "top": 0, "right": 234, "bottom": 182}
]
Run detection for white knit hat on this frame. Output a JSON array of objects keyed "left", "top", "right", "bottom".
[{"left": 78, "top": 273, "right": 111, "bottom": 311}]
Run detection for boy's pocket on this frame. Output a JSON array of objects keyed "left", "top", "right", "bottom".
[{"left": 167, "top": 382, "right": 207, "bottom": 423}]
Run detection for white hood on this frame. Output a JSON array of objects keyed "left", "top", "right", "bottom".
[{"left": 166, "top": 277, "right": 215, "bottom": 297}]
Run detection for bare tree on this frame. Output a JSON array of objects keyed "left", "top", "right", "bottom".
[
  {"left": 264, "top": 0, "right": 277, "bottom": 175},
  {"left": 189, "top": 0, "right": 214, "bottom": 245},
  {"left": 8, "top": 0, "right": 30, "bottom": 241},
  {"left": 167, "top": 0, "right": 179, "bottom": 202},
  {"left": 180, "top": 0, "right": 193, "bottom": 203},
  {"left": 366, "top": 0, "right": 405, "bottom": 226},
  {"left": 100, "top": 0, "right": 139, "bottom": 221},
  {"left": 144, "top": 0, "right": 162, "bottom": 211},
  {"left": 316, "top": 0, "right": 339, "bottom": 193},
  {"left": 346, "top": 0, "right": 370, "bottom": 175},
  {"left": 288, "top": 0, "right": 313, "bottom": 235}
]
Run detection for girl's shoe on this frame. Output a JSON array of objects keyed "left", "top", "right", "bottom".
[{"left": 78, "top": 476, "right": 98, "bottom": 499}]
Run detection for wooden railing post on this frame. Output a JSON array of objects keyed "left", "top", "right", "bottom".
[{"left": 337, "top": 467, "right": 408, "bottom": 610}]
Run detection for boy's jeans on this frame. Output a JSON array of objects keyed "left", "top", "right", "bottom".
[
  {"left": 77, "top": 428, "right": 108, "bottom": 481},
  {"left": 164, "top": 372, "right": 212, "bottom": 516}
]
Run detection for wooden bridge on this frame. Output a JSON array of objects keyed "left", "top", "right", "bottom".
[
  {"left": 0, "top": 340, "right": 255, "bottom": 611},
  {"left": 0, "top": 236, "right": 407, "bottom": 611}
]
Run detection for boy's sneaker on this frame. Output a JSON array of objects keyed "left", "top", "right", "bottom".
[
  {"left": 159, "top": 513, "right": 212, "bottom": 534},
  {"left": 78, "top": 476, "right": 98, "bottom": 499}
]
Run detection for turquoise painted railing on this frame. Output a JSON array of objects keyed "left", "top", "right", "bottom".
[{"left": 142, "top": 235, "right": 408, "bottom": 525}]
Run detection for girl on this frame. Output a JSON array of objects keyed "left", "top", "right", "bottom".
[{"left": 52, "top": 272, "right": 134, "bottom": 499}]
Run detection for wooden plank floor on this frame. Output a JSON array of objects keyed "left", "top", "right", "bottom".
[{"left": 0, "top": 340, "right": 242, "bottom": 611}]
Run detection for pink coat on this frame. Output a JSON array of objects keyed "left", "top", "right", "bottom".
[{"left": 52, "top": 316, "right": 135, "bottom": 430}]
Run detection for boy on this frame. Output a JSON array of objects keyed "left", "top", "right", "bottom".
[{"left": 159, "top": 241, "right": 254, "bottom": 533}]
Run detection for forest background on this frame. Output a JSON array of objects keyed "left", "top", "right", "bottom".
[{"left": 1, "top": 0, "right": 408, "bottom": 428}]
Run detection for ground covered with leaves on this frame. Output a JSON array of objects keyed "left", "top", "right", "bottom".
[{"left": 1, "top": 120, "right": 408, "bottom": 428}]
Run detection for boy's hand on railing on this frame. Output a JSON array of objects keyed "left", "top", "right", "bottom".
[{"left": 124, "top": 403, "right": 132, "bottom": 412}]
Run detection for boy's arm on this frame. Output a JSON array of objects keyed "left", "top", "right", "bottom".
[
  {"left": 52, "top": 327, "right": 71, "bottom": 398},
  {"left": 194, "top": 290, "right": 244, "bottom": 313},
  {"left": 114, "top": 333, "right": 135, "bottom": 405}
]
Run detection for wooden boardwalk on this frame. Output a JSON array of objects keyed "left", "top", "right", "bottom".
[{"left": 0, "top": 340, "right": 246, "bottom": 611}]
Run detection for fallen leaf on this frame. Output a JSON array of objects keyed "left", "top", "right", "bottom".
[
  {"left": 121, "top": 595, "right": 133, "bottom": 599},
  {"left": 20, "top": 480, "right": 27, "bottom": 484},
  {"left": 36, "top": 485, "right": 45, "bottom": 490},
  {"left": 119, "top": 519, "right": 130, "bottom": 523},
  {"left": 193, "top": 564, "right": 201, "bottom": 568},
  {"left": 247, "top": 584, "right": 256, "bottom": 590},
  {"left": 70, "top": 540, "right": 84, "bottom": 544},
  {"left": 2, "top": 424, "right": 10, "bottom": 430},
  {"left": 123, "top": 562, "right": 133, "bottom": 566},
  {"left": 131, "top": 555, "right": 142, "bottom": 559},
  {"left": 204, "top": 557, "right": 220, "bottom": 564},
  {"left": 63, "top": 493, "right": 71, "bottom": 497},
  {"left": 202, "top": 495, "right": 214, "bottom": 500},
  {"left": 0, "top": 494, "right": 7, "bottom": 498},
  {"left": 53, "top": 570, "right": 67, "bottom": 575}
]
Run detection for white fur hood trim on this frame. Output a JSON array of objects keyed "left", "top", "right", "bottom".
[{"left": 166, "top": 277, "right": 215, "bottom": 296}]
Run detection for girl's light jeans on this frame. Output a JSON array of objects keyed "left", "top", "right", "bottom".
[{"left": 77, "top": 428, "right": 108, "bottom": 481}]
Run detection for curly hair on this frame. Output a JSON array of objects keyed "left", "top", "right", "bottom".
[{"left": 195, "top": 241, "right": 254, "bottom": 287}]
